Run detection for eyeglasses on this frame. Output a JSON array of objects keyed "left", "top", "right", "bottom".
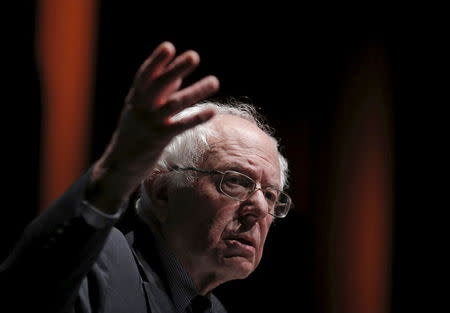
[{"left": 171, "top": 166, "right": 292, "bottom": 218}]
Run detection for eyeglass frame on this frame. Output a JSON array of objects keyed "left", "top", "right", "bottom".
[{"left": 170, "top": 166, "right": 292, "bottom": 218}]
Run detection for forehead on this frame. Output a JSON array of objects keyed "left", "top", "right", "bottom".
[{"left": 203, "top": 115, "right": 280, "bottom": 183}]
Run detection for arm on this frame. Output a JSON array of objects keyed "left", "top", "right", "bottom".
[{"left": 0, "top": 41, "right": 219, "bottom": 312}]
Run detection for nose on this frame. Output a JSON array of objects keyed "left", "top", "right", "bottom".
[{"left": 240, "top": 188, "right": 270, "bottom": 223}]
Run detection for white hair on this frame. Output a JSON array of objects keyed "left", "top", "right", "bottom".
[{"left": 136, "top": 99, "right": 289, "bottom": 220}]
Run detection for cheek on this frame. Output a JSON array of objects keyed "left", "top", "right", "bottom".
[
  {"left": 195, "top": 178, "right": 238, "bottom": 223},
  {"left": 199, "top": 202, "right": 237, "bottom": 244},
  {"left": 179, "top": 185, "right": 237, "bottom": 248}
]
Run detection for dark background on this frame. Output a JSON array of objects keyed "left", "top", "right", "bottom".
[{"left": 2, "top": 2, "right": 448, "bottom": 312}]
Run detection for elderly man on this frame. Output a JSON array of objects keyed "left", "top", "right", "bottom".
[{"left": 0, "top": 42, "right": 291, "bottom": 313}]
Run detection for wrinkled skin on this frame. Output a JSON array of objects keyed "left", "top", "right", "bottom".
[{"left": 150, "top": 115, "right": 280, "bottom": 294}]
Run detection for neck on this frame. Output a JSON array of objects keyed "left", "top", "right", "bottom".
[{"left": 167, "top": 245, "right": 230, "bottom": 295}]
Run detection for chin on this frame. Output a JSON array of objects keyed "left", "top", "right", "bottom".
[{"left": 222, "top": 256, "right": 255, "bottom": 279}]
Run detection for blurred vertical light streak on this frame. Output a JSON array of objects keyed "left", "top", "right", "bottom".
[
  {"left": 36, "top": 0, "right": 98, "bottom": 211},
  {"left": 319, "top": 41, "right": 393, "bottom": 313}
]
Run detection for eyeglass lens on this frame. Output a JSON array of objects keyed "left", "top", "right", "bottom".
[{"left": 220, "top": 171, "right": 290, "bottom": 217}]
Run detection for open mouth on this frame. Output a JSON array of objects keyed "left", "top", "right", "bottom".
[
  {"left": 233, "top": 237, "right": 254, "bottom": 247},
  {"left": 223, "top": 236, "right": 256, "bottom": 248}
]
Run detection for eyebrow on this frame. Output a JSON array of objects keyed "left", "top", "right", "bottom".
[{"left": 219, "top": 162, "right": 249, "bottom": 172}]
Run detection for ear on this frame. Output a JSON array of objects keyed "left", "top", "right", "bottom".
[{"left": 143, "top": 175, "right": 169, "bottom": 223}]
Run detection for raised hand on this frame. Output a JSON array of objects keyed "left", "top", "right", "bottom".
[{"left": 87, "top": 42, "right": 220, "bottom": 213}]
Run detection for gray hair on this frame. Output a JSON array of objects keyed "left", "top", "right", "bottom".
[{"left": 137, "top": 99, "right": 289, "bottom": 220}]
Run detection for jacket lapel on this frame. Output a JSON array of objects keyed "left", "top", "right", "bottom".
[{"left": 125, "top": 219, "right": 176, "bottom": 313}]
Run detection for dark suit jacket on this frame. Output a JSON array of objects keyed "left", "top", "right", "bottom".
[{"left": 0, "top": 171, "right": 227, "bottom": 313}]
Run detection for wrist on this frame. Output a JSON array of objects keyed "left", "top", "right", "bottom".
[{"left": 86, "top": 161, "right": 133, "bottom": 214}]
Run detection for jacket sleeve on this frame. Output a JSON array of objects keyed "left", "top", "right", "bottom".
[{"left": 0, "top": 169, "right": 119, "bottom": 313}]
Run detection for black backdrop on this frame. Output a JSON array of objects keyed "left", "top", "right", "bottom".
[{"left": 2, "top": 2, "right": 448, "bottom": 312}]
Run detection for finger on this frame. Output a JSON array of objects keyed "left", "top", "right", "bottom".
[
  {"left": 147, "top": 51, "right": 201, "bottom": 107},
  {"left": 158, "top": 75, "right": 220, "bottom": 118},
  {"left": 166, "top": 108, "right": 216, "bottom": 136},
  {"left": 134, "top": 41, "right": 176, "bottom": 87},
  {"left": 145, "top": 78, "right": 183, "bottom": 109},
  {"left": 165, "top": 49, "right": 200, "bottom": 74}
]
